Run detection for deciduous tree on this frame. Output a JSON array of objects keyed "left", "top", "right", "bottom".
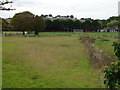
[
  {"left": 10, "top": 11, "right": 34, "bottom": 35},
  {"left": 33, "top": 15, "right": 46, "bottom": 35}
]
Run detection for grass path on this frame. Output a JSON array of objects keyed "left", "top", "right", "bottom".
[{"left": 3, "top": 36, "right": 104, "bottom": 88}]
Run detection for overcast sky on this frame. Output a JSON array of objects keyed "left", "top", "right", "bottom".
[{"left": 0, "top": 0, "right": 119, "bottom": 19}]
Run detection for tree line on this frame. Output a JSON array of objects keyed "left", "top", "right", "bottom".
[
  {"left": 41, "top": 14, "right": 75, "bottom": 19},
  {"left": 45, "top": 18, "right": 103, "bottom": 32},
  {"left": 2, "top": 11, "right": 119, "bottom": 35}
]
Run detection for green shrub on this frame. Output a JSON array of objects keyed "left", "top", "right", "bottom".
[{"left": 104, "top": 42, "right": 120, "bottom": 88}]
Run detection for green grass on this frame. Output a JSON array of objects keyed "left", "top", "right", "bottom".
[
  {"left": 39, "top": 32, "right": 118, "bottom": 37},
  {"left": 94, "top": 37, "right": 118, "bottom": 59},
  {"left": 2, "top": 31, "right": 119, "bottom": 37},
  {"left": 0, "top": 37, "right": 2, "bottom": 89},
  {"left": 2, "top": 36, "right": 104, "bottom": 88}
]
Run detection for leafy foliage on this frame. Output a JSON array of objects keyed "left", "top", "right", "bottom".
[
  {"left": 107, "top": 20, "right": 118, "bottom": 29},
  {"left": 104, "top": 42, "right": 120, "bottom": 88},
  {"left": 44, "top": 18, "right": 103, "bottom": 32},
  {"left": 33, "top": 15, "right": 46, "bottom": 35},
  {"left": 2, "top": 19, "right": 10, "bottom": 30},
  {"left": 10, "top": 11, "right": 45, "bottom": 35},
  {"left": 113, "top": 42, "right": 120, "bottom": 60},
  {"left": 10, "top": 11, "right": 34, "bottom": 35}
]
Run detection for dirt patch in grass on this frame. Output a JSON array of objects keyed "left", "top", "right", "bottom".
[{"left": 80, "top": 36, "right": 115, "bottom": 69}]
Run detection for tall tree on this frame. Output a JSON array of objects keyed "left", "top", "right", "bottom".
[
  {"left": 45, "top": 15, "right": 48, "bottom": 18},
  {"left": 92, "top": 20, "right": 101, "bottom": 31},
  {"left": 70, "top": 15, "right": 74, "bottom": 19},
  {"left": 67, "top": 15, "right": 69, "bottom": 18},
  {"left": 98, "top": 20, "right": 107, "bottom": 29},
  {"left": 33, "top": 15, "right": 46, "bottom": 35},
  {"left": 49, "top": 14, "right": 52, "bottom": 18},
  {"left": 83, "top": 20, "right": 92, "bottom": 32},
  {"left": 73, "top": 20, "right": 81, "bottom": 29},
  {"left": 10, "top": 11, "right": 34, "bottom": 35},
  {"left": 107, "top": 20, "right": 118, "bottom": 29},
  {"left": 66, "top": 19, "right": 74, "bottom": 31},
  {"left": 52, "top": 19, "right": 62, "bottom": 31},
  {"left": 107, "top": 16, "right": 118, "bottom": 23},
  {"left": 45, "top": 19, "right": 53, "bottom": 32}
]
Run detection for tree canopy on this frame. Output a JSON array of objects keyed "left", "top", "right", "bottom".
[
  {"left": 10, "top": 11, "right": 46, "bottom": 35},
  {"left": 107, "top": 20, "right": 118, "bottom": 29},
  {"left": 10, "top": 11, "right": 34, "bottom": 35},
  {"left": 33, "top": 15, "right": 46, "bottom": 35},
  {"left": 6, "top": 12, "right": 120, "bottom": 32}
]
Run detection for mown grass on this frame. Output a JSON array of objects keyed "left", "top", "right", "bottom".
[
  {"left": 2, "top": 36, "right": 104, "bottom": 88},
  {"left": 38, "top": 32, "right": 118, "bottom": 37},
  {"left": 2, "top": 31, "right": 119, "bottom": 37}
]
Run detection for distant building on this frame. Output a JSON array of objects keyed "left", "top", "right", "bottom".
[{"left": 98, "top": 29, "right": 119, "bottom": 32}]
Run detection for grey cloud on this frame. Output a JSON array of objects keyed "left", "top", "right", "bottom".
[{"left": 0, "top": 0, "right": 118, "bottom": 19}]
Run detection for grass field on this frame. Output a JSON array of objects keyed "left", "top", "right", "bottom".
[
  {"left": 94, "top": 37, "right": 118, "bottom": 59},
  {"left": 2, "top": 36, "right": 104, "bottom": 88},
  {"left": 2, "top": 31, "right": 119, "bottom": 37}
]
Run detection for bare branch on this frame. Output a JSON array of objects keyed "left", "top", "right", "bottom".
[
  {"left": 0, "top": 0, "right": 15, "bottom": 11},
  {"left": 0, "top": 7, "right": 15, "bottom": 10},
  {"left": 0, "top": 1, "right": 13, "bottom": 5}
]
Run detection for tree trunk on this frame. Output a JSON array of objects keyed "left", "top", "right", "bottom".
[
  {"left": 23, "top": 31, "right": 25, "bottom": 36},
  {"left": 35, "top": 31, "right": 39, "bottom": 36}
]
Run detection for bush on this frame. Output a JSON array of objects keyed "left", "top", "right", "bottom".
[{"left": 104, "top": 42, "right": 120, "bottom": 88}]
